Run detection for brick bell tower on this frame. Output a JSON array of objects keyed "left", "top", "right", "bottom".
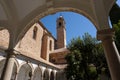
[{"left": 56, "top": 16, "right": 66, "bottom": 49}]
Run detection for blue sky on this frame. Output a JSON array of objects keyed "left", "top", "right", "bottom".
[{"left": 41, "top": 0, "right": 120, "bottom": 44}]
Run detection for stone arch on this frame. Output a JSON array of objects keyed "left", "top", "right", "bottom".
[
  {"left": 11, "top": 61, "right": 18, "bottom": 80},
  {"left": 0, "top": 59, "right": 6, "bottom": 78},
  {"left": 17, "top": 62, "right": 33, "bottom": 80},
  {"left": 16, "top": 7, "right": 98, "bottom": 45},
  {"left": 43, "top": 68, "right": 49, "bottom": 80},
  {"left": 0, "top": 28, "right": 10, "bottom": 49},
  {"left": 0, "top": 58, "right": 18, "bottom": 80},
  {"left": 33, "top": 67, "right": 42, "bottom": 80},
  {"left": 14, "top": 58, "right": 19, "bottom": 70}
]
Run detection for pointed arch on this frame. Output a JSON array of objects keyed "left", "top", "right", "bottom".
[
  {"left": 50, "top": 71, "right": 55, "bottom": 80},
  {"left": 43, "top": 68, "right": 49, "bottom": 80},
  {"left": 17, "top": 62, "right": 33, "bottom": 80},
  {"left": 0, "top": 58, "right": 18, "bottom": 80},
  {"left": 33, "top": 67, "right": 42, "bottom": 80}
]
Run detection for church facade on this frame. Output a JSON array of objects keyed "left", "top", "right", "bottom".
[{"left": 0, "top": 16, "right": 68, "bottom": 80}]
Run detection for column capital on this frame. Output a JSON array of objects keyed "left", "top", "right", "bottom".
[
  {"left": 97, "top": 28, "right": 115, "bottom": 41},
  {"left": 5, "top": 49, "right": 16, "bottom": 58}
]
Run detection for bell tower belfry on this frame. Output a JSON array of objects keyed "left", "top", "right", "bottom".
[{"left": 56, "top": 16, "right": 66, "bottom": 48}]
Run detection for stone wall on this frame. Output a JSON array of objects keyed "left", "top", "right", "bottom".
[
  {"left": 15, "top": 23, "right": 43, "bottom": 57},
  {"left": 15, "top": 22, "right": 55, "bottom": 60},
  {"left": 0, "top": 29, "right": 9, "bottom": 49}
]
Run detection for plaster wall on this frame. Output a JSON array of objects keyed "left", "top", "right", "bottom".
[
  {"left": 16, "top": 23, "right": 44, "bottom": 57},
  {"left": 0, "top": 29, "right": 9, "bottom": 49}
]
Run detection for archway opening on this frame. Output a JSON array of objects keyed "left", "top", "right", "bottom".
[
  {"left": 0, "top": 59, "right": 17, "bottom": 80},
  {"left": 43, "top": 69, "right": 49, "bottom": 80},
  {"left": 40, "top": 11, "right": 113, "bottom": 80},
  {"left": 40, "top": 12, "right": 97, "bottom": 44},
  {"left": 50, "top": 71, "right": 54, "bottom": 80},
  {"left": 33, "top": 67, "right": 42, "bottom": 80},
  {"left": 17, "top": 63, "right": 32, "bottom": 80}
]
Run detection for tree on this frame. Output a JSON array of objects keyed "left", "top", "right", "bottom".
[
  {"left": 65, "top": 33, "right": 110, "bottom": 80},
  {"left": 109, "top": 3, "right": 120, "bottom": 25},
  {"left": 65, "top": 33, "right": 96, "bottom": 80},
  {"left": 65, "top": 37, "right": 84, "bottom": 80},
  {"left": 113, "top": 20, "right": 120, "bottom": 52},
  {"left": 92, "top": 43, "right": 111, "bottom": 79},
  {"left": 109, "top": 1, "right": 120, "bottom": 53}
]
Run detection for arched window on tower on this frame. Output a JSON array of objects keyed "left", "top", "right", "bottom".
[
  {"left": 33, "top": 26, "right": 38, "bottom": 40},
  {"left": 49, "top": 40, "right": 52, "bottom": 51},
  {"left": 59, "top": 22, "right": 62, "bottom": 26}
]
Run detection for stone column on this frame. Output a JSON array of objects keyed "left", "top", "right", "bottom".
[
  {"left": 1, "top": 49, "right": 15, "bottom": 80},
  {"left": 41, "top": 75, "right": 43, "bottom": 80},
  {"left": 14, "top": 72, "right": 18, "bottom": 80},
  {"left": 52, "top": 70, "right": 57, "bottom": 80},
  {"left": 97, "top": 28, "right": 120, "bottom": 80},
  {"left": 40, "top": 66, "right": 46, "bottom": 80}
]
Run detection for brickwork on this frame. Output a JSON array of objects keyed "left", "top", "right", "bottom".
[
  {"left": 15, "top": 23, "right": 43, "bottom": 57},
  {"left": 57, "top": 27, "right": 66, "bottom": 48},
  {"left": 49, "top": 48, "right": 69, "bottom": 64},
  {"left": 50, "top": 52, "right": 67, "bottom": 64},
  {"left": 56, "top": 16, "right": 66, "bottom": 48},
  {"left": 0, "top": 29, "right": 9, "bottom": 49},
  {"left": 0, "top": 18, "right": 67, "bottom": 66},
  {"left": 15, "top": 22, "right": 55, "bottom": 61}
]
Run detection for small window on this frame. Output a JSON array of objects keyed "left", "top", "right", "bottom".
[
  {"left": 49, "top": 40, "right": 52, "bottom": 51},
  {"left": 33, "top": 26, "right": 38, "bottom": 40},
  {"left": 59, "top": 22, "right": 62, "bottom": 26}
]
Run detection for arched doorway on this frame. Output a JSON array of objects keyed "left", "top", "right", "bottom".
[
  {"left": 17, "top": 63, "right": 32, "bottom": 80},
  {"left": 43, "top": 69, "right": 49, "bottom": 80},
  {"left": 50, "top": 71, "right": 54, "bottom": 80},
  {"left": 33, "top": 67, "right": 42, "bottom": 80}
]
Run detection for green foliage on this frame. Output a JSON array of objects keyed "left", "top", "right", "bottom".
[
  {"left": 109, "top": 3, "right": 120, "bottom": 25},
  {"left": 82, "top": 33, "right": 98, "bottom": 45},
  {"left": 88, "top": 66, "right": 98, "bottom": 80},
  {"left": 65, "top": 37, "right": 84, "bottom": 80},
  {"left": 65, "top": 33, "right": 110, "bottom": 80},
  {"left": 109, "top": 1, "right": 120, "bottom": 53},
  {"left": 113, "top": 20, "right": 120, "bottom": 52}
]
